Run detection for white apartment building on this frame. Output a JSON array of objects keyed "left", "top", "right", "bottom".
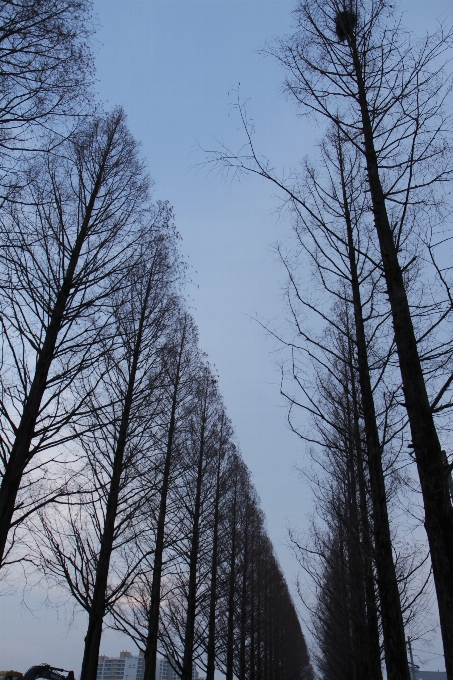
[
  {"left": 97, "top": 651, "right": 144, "bottom": 680},
  {"left": 156, "top": 658, "right": 198, "bottom": 680},
  {"left": 97, "top": 653, "right": 199, "bottom": 680},
  {"left": 156, "top": 658, "right": 178, "bottom": 680}
]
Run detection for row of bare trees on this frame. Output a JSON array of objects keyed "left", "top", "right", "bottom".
[
  {"left": 280, "top": 133, "right": 435, "bottom": 680},
  {"left": 207, "top": 0, "right": 453, "bottom": 678},
  {"left": 0, "top": 3, "right": 311, "bottom": 680},
  {"left": 100, "top": 402, "right": 312, "bottom": 680},
  {"left": 22, "top": 206, "right": 311, "bottom": 680}
]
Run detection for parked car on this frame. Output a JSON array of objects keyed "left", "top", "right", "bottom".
[
  {"left": 22, "top": 666, "right": 74, "bottom": 680},
  {"left": 0, "top": 671, "right": 23, "bottom": 680}
]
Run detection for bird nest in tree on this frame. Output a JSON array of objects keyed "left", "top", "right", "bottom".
[{"left": 335, "top": 10, "right": 357, "bottom": 42}]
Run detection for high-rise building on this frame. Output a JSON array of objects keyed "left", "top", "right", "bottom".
[
  {"left": 151, "top": 657, "right": 199, "bottom": 680},
  {"left": 96, "top": 654, "right": 198, "bottom": 680},
  {"left": 96, "top": 652, "right": 144, "bottom": 680},
  {"left": 156, "top": 658, "right": 178, "bottom": 680}
]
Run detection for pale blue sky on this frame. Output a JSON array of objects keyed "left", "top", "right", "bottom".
[{"left": 1, "top": 0, "right": 451, "bottom": 674}]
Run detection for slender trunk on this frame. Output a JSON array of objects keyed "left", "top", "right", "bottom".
[
  {"left": 80, "top": 272, "right": 153, "bottom": 680},
  {"left": 143, "top": 329, "right": 186, "bottom": 680},
  {"left": 349, "top": 357, "right": 383, "bottom": 680},
  {"left": 206, "top": 418, "right": 225, "bottom": 680},
  {"left": 338, "top": 528, "right": 354, "bottom": 679},
  {"left": 225, "top": 470, "right": 238, "bottom": 680},
  {"left": 249, "top": 533, "right": 256, "bottom": 680},
  {"left": 344, "top": 387, "right": 367, "bottom": 680},
  {"left": 350, "top": 38, "right": 453, "bottom": 679},
  {"left": 0, "top": 137, "right": 114, "bottom": 565},
  {"left": 266, "top": 574, "right": 273, "bottom": 680},
  {"left": 256, "top": 536, "right": 262, "bottom": 680},
  {"left": 339, "top": 139, "right": 410, "bottom": 680},
  {"left": 181, "top": 409, "right": 206, "bottom": 680},
  {"left": 239, "top": 504, "right": 249, "bottom": 680},
  {"left": 270, "top": 578, "right": 277, "bottom": 680},
  {"left": 263, "top": 564, "right": 270, "bottom": 680}
]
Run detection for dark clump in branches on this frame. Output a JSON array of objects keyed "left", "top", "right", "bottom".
[{"left": 335, "top": 10, "right": 357, "bottom": 41}]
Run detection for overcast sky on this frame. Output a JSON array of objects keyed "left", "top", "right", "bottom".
[{"left": 1, "top": 0, "right": 451, "bottom": 675}]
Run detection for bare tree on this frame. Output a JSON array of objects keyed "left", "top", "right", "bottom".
[
  {"left": 288, "top": 307, "right": 432, "bottom": 679},
  {"left": 109, "top": 312, "right": 203, "bottom": 680},
  {"left": 78, "top": 218, "right": 180, "bottom": 680},
  {"left": 140, "top": 313, "right": 200, "bottom": 680},
  {"left": 34, "top": 214, "right": 181, "bottom": 680},
  {"left": 106, "top": 319, "right": 310, "bottom": 680},
  {"left": 159, "top": 364, "right": 222, "bottom": 680},
  {"left": 210, "top": 118, "right": 411, "bottom": 676},
  {"left": 224, "top": 452, "right": 241, "bottom": 680},
  {"left": 96, "top": 313, "right": 201, "bottom": 673},
  {"left": 205, "top": 412, "right": 233, "bottom": 680},
  {"left": 272, "top": 4, "right": 453, "bottom": 673},
  {"left": 0, "top": 108, "right": 151, "bottom": 567}
]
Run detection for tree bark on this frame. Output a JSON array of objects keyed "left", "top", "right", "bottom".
[{"left": 344, "top": 381, "right": 367, "bottom": 680}]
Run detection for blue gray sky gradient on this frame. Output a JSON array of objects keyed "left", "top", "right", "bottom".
[{"left": 1, "top": 0, "right": 451, "bottom": 674}]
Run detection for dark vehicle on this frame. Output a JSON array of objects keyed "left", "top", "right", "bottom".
[
  {"left": 22, "top": 667, "right": 75, "bottom": 680},
  {"left": 0, "top": 671, "right": 23, "bottom": 680}
]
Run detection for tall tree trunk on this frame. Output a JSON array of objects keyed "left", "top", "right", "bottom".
[
  {"left": 80, "top": 271, "right": 153, "bottom": 680},
  {"left": 351, "top": 39, "right": 453, "bottom": 680},
  {"left": 181, "top": 405, "right": 207, "bottom": 680},
  {"left": 249, "top": 532, "right": 256, "bottom": 680},
  {"left": 349, "top": 353, "right": 383, "bottom": 680},
  {"left": 225, "top": 466, "right": 238, "bottom": 680},
  {"left": 338, "top": 137, "right": 411, "bottom": 680},
  {"left": 206, "top": 417, "right": 225, "bottom": 680},
  {"left": 143, "top": 325, "right": 187, "bottom": 680},
  {"left": 349, "top": 37, "right": 453, "bottom": 679},
  {"left": 344, "top": 380, "right": 367, "bottom": 680},
  {"left": 239, "top": 503, "right": 249, "bottom": 680},
  {"left": 256, "top": 535, "right": 262, "bottom": 680}
]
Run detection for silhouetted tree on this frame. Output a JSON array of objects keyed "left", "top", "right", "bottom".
[
  {"left": 274, "top": 4, "right": 453, "bottom": 674},
  {"left": 0, "top": 108, "right": 151, "bottom": 567},
  {"left": 35, "top": 213, "right": 181, "bottom": 680}
]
